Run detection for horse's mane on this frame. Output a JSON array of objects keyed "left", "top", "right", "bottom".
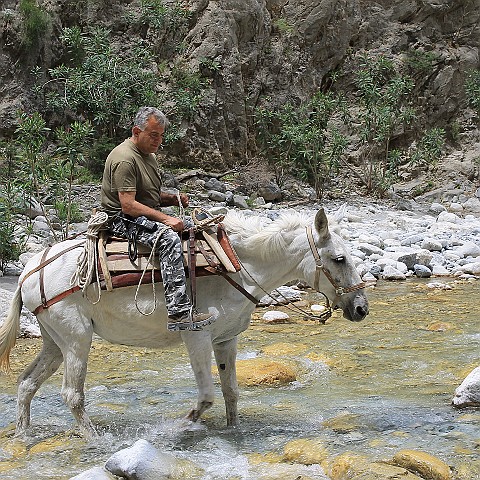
[{"left": 222, "top": 209, "right": 313, "bottom": 260}]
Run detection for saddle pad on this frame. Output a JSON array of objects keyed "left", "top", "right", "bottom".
[{"left": 104, "top": 238, "right": 214, "bottom": 271}]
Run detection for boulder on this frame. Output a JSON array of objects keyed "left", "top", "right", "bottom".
[
  {"left": 327, "top": 452, "right": 423, "bottom": 480},
  {"left": 234, "top": 358, "right": 296, "bottom": 386},
  {"left": 390, "top": 450, "right": 452, "bottom": 480},
  {"left": 452, "top": 366, "right": 480, "bottom": 408},
  {"left": 104, "top": 439, "right": 177, "bottom": 480},
  {"left": 282, "top": 438, "right": 329, "bottom": 465}
]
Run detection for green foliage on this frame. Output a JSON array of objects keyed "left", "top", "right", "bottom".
[
  {"left": 465, "top": 69, "right": 480, "bottom": 117},
  {"left": 0, "top": 141, "right": 27, "bottom": 273},
  {"left": 136, "top": 0, "right": 191, "bottom": 30},
  {"left": 354, "top": 54, "right": 416, "bottom": 195},
  {"left": 19, "top": 0, "right": 50, "bottom": 48},
  {"left": 408, "top": 128, "right": 445, "bottom": 168},
  {"left": 273, "top": 18, "right": 293, "bottom": 34},
  {"left": 255, "top": 91, "right": 349, "bottom": 197},
  {"left": 54, "top": 120, "right": 94, "bottom": 236},
  {"left": 403, "top": 49, "right": 439, "bottom": 74},
  {"left": 35, "top": 26, "right": 158, "bottom": 139}
]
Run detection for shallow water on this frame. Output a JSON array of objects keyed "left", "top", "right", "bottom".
[{"left": 0, "top": 278, "right": 479, "bottom": 479}]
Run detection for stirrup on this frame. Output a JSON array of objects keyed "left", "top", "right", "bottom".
[{"left": 192, "top": 208, "right": 225, "bottom": 231}]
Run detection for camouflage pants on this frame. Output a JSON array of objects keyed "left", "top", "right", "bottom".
[{"left": 110, "top": 215, "right": 195, "bottom": 317}]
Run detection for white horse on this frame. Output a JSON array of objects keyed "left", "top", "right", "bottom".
[{"left": 0, "top": 208, "right": 369, "bottom": 437}]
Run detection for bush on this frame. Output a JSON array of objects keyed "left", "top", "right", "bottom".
[{"left": 19, "top": 0, "right": 50, "bottom": 48}]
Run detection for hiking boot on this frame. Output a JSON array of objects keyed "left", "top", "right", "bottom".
[{"left": 167, "top": 310, "right": 215, "bottom": 332}]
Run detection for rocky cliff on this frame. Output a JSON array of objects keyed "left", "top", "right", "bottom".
[{"left": 1, "top": 0, "right": 479, "bottom": 191}]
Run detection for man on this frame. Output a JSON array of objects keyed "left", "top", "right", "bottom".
[{"left": 101, "top": 106, "right": 214, "bottom": 331}]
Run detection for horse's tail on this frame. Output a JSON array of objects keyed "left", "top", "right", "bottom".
[{"left": 0, "top": 286, "right": 22, "bottom": 373}]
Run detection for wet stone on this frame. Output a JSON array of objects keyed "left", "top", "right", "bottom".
[
  {"left": 282, "top": 438, "right": 329, "bottom": 465},
  {"left": 234, "top": 358, "right": 297, "bottom": 386},
  {"left": 390, "top": 449, "right": 452, "bottom": 480}
]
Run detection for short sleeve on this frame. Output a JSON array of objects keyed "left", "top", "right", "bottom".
[{"left": 110, "top": 161, "right": 137, "bottom": 192}]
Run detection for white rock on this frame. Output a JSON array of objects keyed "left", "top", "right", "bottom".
[
  {"left": 453, "top": 366, "right": 480, "bottom": 407},
  {"left": 421, "top": 238, "right": 443, "bottom": 252},
  {"left": 451, "top": 241, "right": 480, "bottom": 258},
  {"left": 262, "top": 311, "right": 290, "bottom": 322},
  {"left": 437, "top": 211, "right": 460, "bottom": 224},
  {"left": 426, "top": 281, "right": 452, "bottom": 290},
  {"left": 70, "top": 466, "right": 116, "bottom": 479},
  {"left": 105, "top": 439, "right": 177, "bottom": 480},
  {"left": 382, "top": 265, "right": 407, "bottom": 280},
  {"left": 430, "top": 202, "right": 447, "bottom": 213},
  {"left": 431, "top": 264, "right": 450, "bottom": 276},
  {"left": 457, "top": 262, "right": 480, "bottom": 275},
  {"left": 310, "top": 304, "right": 328, "bottom": 313}
]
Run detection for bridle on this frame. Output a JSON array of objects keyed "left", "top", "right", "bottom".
[{"left": 305, "top": 225, "right": 367, "bottom": 297}]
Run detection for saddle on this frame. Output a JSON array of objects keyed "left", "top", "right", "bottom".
[{"left": 97, "top": 222, "right": 241, "bottom": 291}]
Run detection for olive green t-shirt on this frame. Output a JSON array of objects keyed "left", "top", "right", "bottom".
[{"left": 101, "top": 139, "right": 162, "bottom": 215}]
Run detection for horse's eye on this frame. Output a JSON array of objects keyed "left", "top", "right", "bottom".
[{"left": 333, "top": 256, "right": 345, "bottom": 263}]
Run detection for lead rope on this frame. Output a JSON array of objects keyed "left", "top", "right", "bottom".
[
  {"left": 232, "top": 254, "right": 333, "bottom": 323},
  {"left": 133, "top": 190, "right": 186, "bottom": 316},
  {"left": 71, "top": 211, "right": 109, "bottom": 304},
  {"left": 133, "top": 224, "right": 169, "bottom": 315}
]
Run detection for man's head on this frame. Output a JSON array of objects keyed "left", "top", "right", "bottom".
[{"left": 131, "top": 106, "right": 169, "bottom": 154}]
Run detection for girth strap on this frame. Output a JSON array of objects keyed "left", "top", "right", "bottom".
[{"left": 196, "top": 241, "right": 259, "bottom": 305}]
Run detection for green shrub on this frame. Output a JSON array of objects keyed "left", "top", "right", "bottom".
[
  {"left": 465, "top": 69, "right": 480, "bottom": 117},
  {"left": 19, "top": 0, "right": 50, "bottom": 48}
]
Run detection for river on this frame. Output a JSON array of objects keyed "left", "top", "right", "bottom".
[{"left": 0, "top": 278, "right": 479, "bottom": 479}]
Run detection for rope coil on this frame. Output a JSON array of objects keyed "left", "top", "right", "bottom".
[{"left": 70, "top": 211, "right": 109, "bottom": 303}]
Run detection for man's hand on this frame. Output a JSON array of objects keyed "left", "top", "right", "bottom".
[{"left": 163, "top": 216, "right": 184, "bottom": 232}]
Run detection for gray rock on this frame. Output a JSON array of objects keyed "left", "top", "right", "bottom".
[
  {"left": 430, "top": 202, "right": 446, "bottom": 214},
  {"left": 453, "top": 366, "right": 480, "bottom": 408},
  {"left": 397, "top": 250, "right": 433, "bottom": 270},
  {"left": 258, "top": 286, "right": 302, "bottom": 306},
  {"left": 232, "top": 195, "right": 249, "bottom": 209},
  {"left": 400, "top": 234, "right": 424, "bottom": 246},
  {"left": 421, "top": 238, "right": 443, "bottom": 252},
  {"left": 463, "top": 197, "right": 480, "bottom": 214},
  {"left": 257, "top": 183, "right": 282, "bottom": 202},
  {"left": 105, "top": 439, "right": 177, "bottom": 480},
  {"left": 413, "top": 264, "right": 432, "bottom": 278},
  {"left": 356, "top": 242, "right": 384, "bottom": 256},
  {"left": 208, "top": 190, "right": 227, "bottom": 202},
  {"left": 204, "top": 178, "right": 226, "bottom": 193}
]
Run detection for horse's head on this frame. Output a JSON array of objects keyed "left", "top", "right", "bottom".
[{"left": 301, "top": 208, "right": 369, "bottom": 322}]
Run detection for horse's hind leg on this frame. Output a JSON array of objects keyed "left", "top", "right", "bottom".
[
  {"left": 59, "top": 324, "right": 95, "bottom": 437},
  {"left": 16, "top": 327, "right": 63, "bottom": 435},
  {"left": 213, "top": 337, "right": 239, "bottom": 426}
]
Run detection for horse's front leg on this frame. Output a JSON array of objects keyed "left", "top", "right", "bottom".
[
  {"left": 181, "top": 330, "right": 215, "bottom": 422},
  {"left": 213, "top": 336, "right": 239, "bottom": 427}
]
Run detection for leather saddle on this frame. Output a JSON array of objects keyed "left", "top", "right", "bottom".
[{"left": 97, "top": 223, "right": 241, "bottom": 291}]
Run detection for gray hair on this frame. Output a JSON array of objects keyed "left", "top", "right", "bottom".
[{"left": 133, "top": 106, "right": 169, "bottom": 129}]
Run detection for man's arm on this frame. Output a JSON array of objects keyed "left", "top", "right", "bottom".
[{"left": 118, "top": 191, "right": 184, "bottom": 232}]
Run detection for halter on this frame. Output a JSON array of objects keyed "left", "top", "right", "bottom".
[{"left": 305, "top": 225, "right": 367, "bottom": 296}]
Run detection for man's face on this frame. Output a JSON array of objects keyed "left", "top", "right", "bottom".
[{"left": 133, "top": 116, "right": 165, "bottom": 154}]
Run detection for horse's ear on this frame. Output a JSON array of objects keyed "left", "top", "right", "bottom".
[{"left": 314, "top": 208, "right": 330, "bottom": 240}]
